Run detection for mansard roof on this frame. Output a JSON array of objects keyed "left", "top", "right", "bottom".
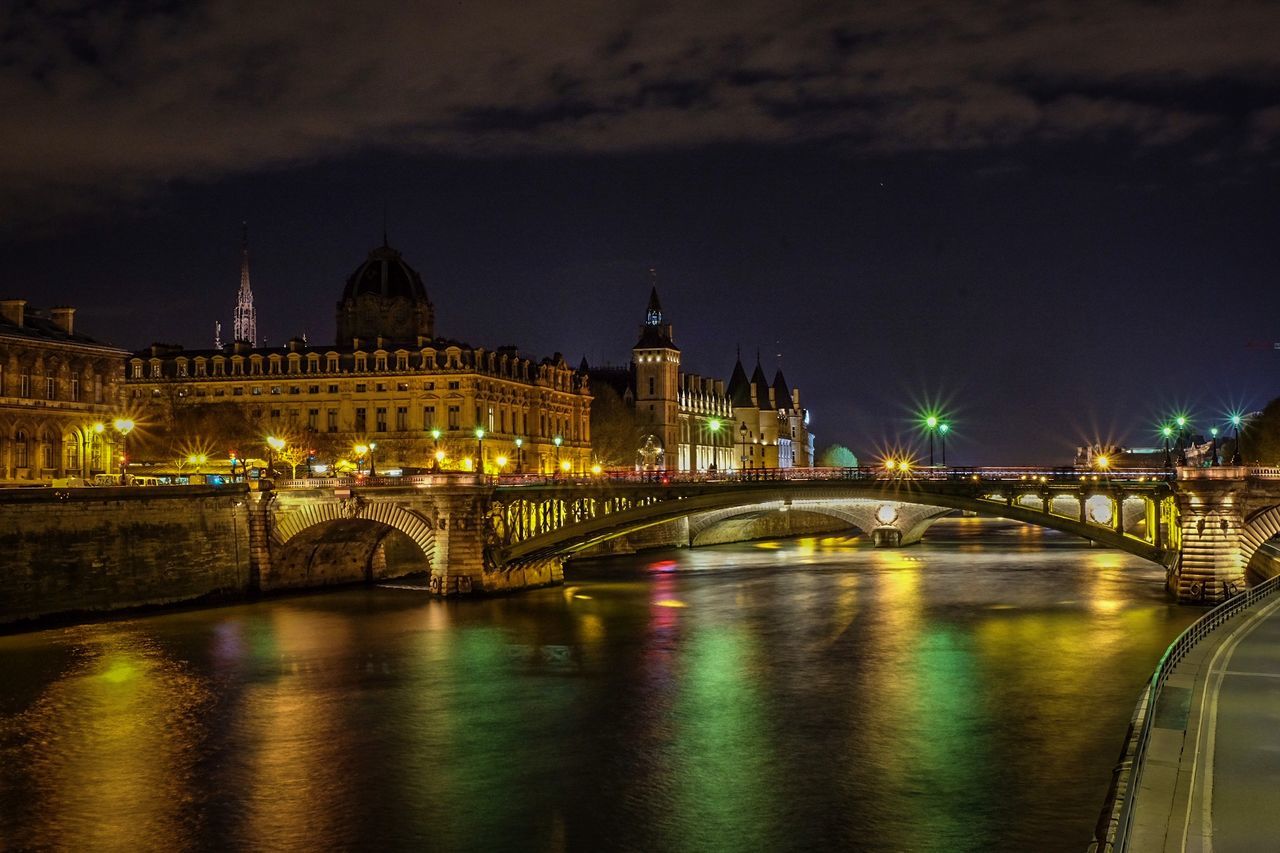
[{"left": 341, "top": 244, "right": 430, "bottom": 304}]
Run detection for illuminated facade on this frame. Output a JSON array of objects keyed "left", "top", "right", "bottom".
[
  {"left": 127, "top": 242, "right": 590, "bottom": 475},
  {"left": 0, "top": 300, "right": 127, "bottom": 484},
  {"left": 589, "top": 288, "right": 815, "bottom": 472}
]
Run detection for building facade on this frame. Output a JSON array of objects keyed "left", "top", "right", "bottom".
[
  {"left": 0, "top": 300, "right": 128, "bottom": 484},
  {"left": 127, "top": 242, "right": 591, "bottom": 475},
  {"left": 589, "top": 288, "right": 815, "bottom": 472}
]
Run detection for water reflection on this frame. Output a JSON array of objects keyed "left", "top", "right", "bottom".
[{"left": 0, "top": 519, "right": 1198, "bottom": 852}]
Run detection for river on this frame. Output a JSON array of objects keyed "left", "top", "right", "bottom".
[{"left": 0, "top": 518, "right": 1198, "bottom": 852}]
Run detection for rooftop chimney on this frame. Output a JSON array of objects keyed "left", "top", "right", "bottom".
[
  {"left": 0, "top": 299, "right": 27, "bottom": 327},
  {"left": 50, "top": 306, "right": 75, "bottom": 336}
]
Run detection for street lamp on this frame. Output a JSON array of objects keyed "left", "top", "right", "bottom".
[
  {"left": 1210, "top": 427, "right": 1220, "bottom": 467},
  {"left": 739, "top": 421, "right": 749, "bottom": 475},
  {"left": 923, "top": 414, "right": 940, "bottom": 467},
  {"left": 553, "top": 434, "right": 562, "bottom": 476},
  {"left": 1160, "top": 425, "right": 1173, "bottom": 469},
  {"left": 514, "top": 437, "right": 524, "bottom": 473},
  {"left": 369, "top": 441, "right": 378, "bottom": 477},
  {"left": 938, "top": 422, "right": 950, "bottom": 467},
  {"left": 1230, "top": 413, "right": 1244, "bottom": 465},
  {"left": 1174, "top": 415, "right": 1189, "bottom": 466},
  {"left": 354, "top": 443, "right": 369, "bottom": 475},
  {"left": 265, "top": 435, "right": 285, "bottom": 479},
  {"left": 112, "top": 418, "right": 134, "bottom": 483},
  {"left": 475, "top": 427, "right": 486, "bottom": 481},
  {"left": 431, "top": 428, "right": 442, "bottom": 472},
  {"left": 708, "top": 418, "right": 722, "bottom": 472}
]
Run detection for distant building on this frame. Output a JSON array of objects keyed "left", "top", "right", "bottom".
[
  {"left": 129, "top": 241, "right": 590, "bottom": 475},
  {"left": 0, "top": 300, "right": 127, "bottom": 483},
  {"left": 588, "top": 287, "right": 815, "bottom": 472}
]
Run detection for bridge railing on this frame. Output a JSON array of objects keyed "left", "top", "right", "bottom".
[
  {"left": 493, "top": 466, "right": 1173, "bottom": 488},
  {"left": 1106, "top": 572, "right": 1280, "bottom": 851}
]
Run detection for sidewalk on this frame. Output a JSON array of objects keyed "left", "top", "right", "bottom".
[{"left": 1127, "top": 593, "right": 1280, "bottom": 852}]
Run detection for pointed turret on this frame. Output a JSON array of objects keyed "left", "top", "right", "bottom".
[
  {"left": 634, "top": 280, "right": 678, "bottom": 350},
  {"left": 750, "top": 353, "right": 772, "bottom": 409},
  {"left": 771, "top": 368, "right": 791, "bottom": 409},
  {"left": 727, "top": 352, "right": 754, "bottom": 408},
  {"left": 578, "top": 355, "right": 590, "bottom": 374}
]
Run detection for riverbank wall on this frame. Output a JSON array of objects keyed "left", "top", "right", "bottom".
[{"left": 0, "top": 485, "right": 252, "bottom": 627}]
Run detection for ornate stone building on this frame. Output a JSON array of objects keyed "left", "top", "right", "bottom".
[
  {"left": 588, "top": 288, "right": 814, "bottom": 472},
  {"left": 0, "top": 300, "right": 128, "bottom": 483},
  {"left": 128, "top": 242, "right": 590, "bottom": 475}
]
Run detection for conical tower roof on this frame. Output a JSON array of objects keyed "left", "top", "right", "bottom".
[
  {"left": 772, "top": 368, "right": 791, "bottom": 408},
  {"left": 750, "top": 355, "right": 772, "bottom": 409},
  {"left": 727, "top": 352, "right": 754, "bottom": 407}
]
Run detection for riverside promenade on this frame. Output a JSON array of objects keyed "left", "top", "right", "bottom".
[{"left": 1104, "top": 573, "right": 1280, "bottom": 852}]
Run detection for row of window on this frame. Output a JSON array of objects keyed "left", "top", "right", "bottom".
[
  {"left": 261, "top": 405, "right": 584, "bottom": 440},
  {"left": 1, "top": 368, "right": 105, "bottom": 403},
  {"left": 2, "top": 431, "right": 106, "bottom": 470},
  {"left": 133, "top": 351, "right": 554, "bottom": 381}
]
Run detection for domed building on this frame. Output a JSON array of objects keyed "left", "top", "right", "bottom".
[
  {"left": 127, "top": 239, "right": 591, "bottom": 477},
  {"left": 336, "top": 243, "right": 435, "bottom": 346}
]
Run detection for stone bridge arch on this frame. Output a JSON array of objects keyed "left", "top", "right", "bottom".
[
  {"left": 267, "top": 496, "right": 436, "bottom": 590},
  {"left": 685, "top": 500, "right": 953, "bottom": 547},
  {"left": 1242, "top": 504, "right": 1280, "bottom": 577}
]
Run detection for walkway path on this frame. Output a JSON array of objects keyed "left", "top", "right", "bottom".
[{"left": 1128, "top": 592, "right": 1280, "bottom": 852}]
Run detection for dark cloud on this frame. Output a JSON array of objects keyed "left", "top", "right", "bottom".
[{"left": 3, "top": 0, "right": 1279, "bottom": 219}]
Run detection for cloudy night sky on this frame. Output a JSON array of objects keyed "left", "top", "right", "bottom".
[{"left": 3, "top": 0, "right": 1279, "bottom": 463}]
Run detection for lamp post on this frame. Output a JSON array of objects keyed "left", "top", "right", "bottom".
[
  {"left": 354, "top": 443, "right": 369, "bottom": 475},
  {"left": 939, "top": 422, "right": 950, "bottom": 467},
  {"left": 1231, "top": 414, "right": 1244, "bottom": 465},
  {"left": 925, "top": 415, "right": 938, "bottom": 467},
  {"left": 708, "top": 418, "right": 721, "bottom": 473},
  {"left": 112, "top": 418, "right": 134, "bottom": 484},
  {"left": 1161, "top": 425, "right": 1173, "bottom": 469},
  {"left": 1209, "top": 427, "right": 1220, "bottom": 467},
  {"left": 1175, "top": 415, "right": 1189, "bottom": 466},
  {"left": 553, "top": 435, "right": 562, "bottom": 476},
  {"left": 514, "top": 437, "right": 523, "bottom": 473},
  {"left": 475, "top": 427, "right": 486, "bottom": 482},
  {"left": 739, "top": 421, "right": 748, "bottom": 476},
  {"left": 369, "top": 441, "right": 378, "bottom": 477},
  {"left": 431, "top": 429, "right": 442, "bottom": 472},
  {"left": 265, "top": 435, "right": 284, "bottom": 479}
]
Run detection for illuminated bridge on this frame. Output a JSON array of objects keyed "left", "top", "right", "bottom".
[{"left": 255, "top": 465, "right": 1280, "bottom": 604}]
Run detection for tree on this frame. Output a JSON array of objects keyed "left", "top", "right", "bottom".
[
  {"left": 818, "top": 443, "right": 858, "bottom": 468},
  {"left": 589, "top": 382, "right": 644, "bottom": 467},
  {"left": 1244, "top": 398, "right": 1280, "bottom": 466}
]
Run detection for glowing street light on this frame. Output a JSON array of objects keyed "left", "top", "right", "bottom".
[
  {"left": 354, "top": 443, "right": 369, "bottom": 475},
  {"left": 553, "top": 434, "right": 563, "bottom": 476},
  {"left": 921, "top": 413, "right": 943, "bottom": 467},
  {"left": 514, "top": 436, "right": 524, "bottom": 472},
  {"left": 1160, "top": 425, "right": 1174, "bottom": 469},
  {"left": 265, "top": 435, "right": 285, "bottom": 479},
  {"left": 475, "top": 427, "right": 486, "bottom": 481},
  {"left": 1210, "top": 426, "right": 1220, "bottom": 467},
  {"left": 1095, "top": 454, "right": 1110, "bottom": 470},
  {"left": 938, "top": 422, "right": 950, "bottom": 466},
  {"left": 1230, "top": 413, "right": 1244, "bottom": 465},
  {"left": 430, "top": 428, "right": 442, "bottom": 471},
  {"left": 112, "top": 418, "right": 135, "bottom": 482}
]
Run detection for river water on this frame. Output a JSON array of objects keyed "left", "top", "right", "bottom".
[{"left": 0, "top": 518, "right": 1198, "bottom": 852}]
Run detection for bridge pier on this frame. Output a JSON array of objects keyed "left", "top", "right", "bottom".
[{"left": 1170, "top": 473, "right": 1247, "bottom": 603}]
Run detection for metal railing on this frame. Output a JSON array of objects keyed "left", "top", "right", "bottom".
[
  {"left": 1110, "top": 572, "right": 1280, "bottom": 850},
  {"left": 266, "top": 465, "right": 1178, "bottom": 490}
]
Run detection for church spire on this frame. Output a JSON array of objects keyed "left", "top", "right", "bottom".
[
  {"left": 645, "top": 268, "right": 663, "bottom": 326},
  {"left": 233, "top": 222, "right": 258, "bottom": 346}
]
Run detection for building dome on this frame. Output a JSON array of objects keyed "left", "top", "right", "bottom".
[
  {"left": 335, "top": 243, "right": 435, "bottom": 345},
  {"left": 341, "top": 245, "right": 429, "bottom": 302}
]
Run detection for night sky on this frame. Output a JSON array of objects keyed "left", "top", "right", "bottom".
[{"left": 3, "top": 1, "right": 1279, "bottom": 463}]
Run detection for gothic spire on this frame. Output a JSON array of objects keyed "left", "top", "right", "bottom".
[{"left": 233, "top": 221, "right": 258, "bottom": 346}]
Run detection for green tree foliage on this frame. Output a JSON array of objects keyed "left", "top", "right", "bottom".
[
  {"left": 589, "top": 382, "right": 643, "bottom": 467},
  {"left": 1244, "top": 398, "right": 1280, "bottom": 466},
  {"left": 818, "top": 443, "right": 858, "bottom": 468}
]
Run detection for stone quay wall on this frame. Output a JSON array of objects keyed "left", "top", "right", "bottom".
[{"left": 0, "top": 485, "right": 253, "bottom": 627}]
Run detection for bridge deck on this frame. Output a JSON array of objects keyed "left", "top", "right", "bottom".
[{"left": 1127, "top": 591, "right": 1280, "bottom": 852}]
